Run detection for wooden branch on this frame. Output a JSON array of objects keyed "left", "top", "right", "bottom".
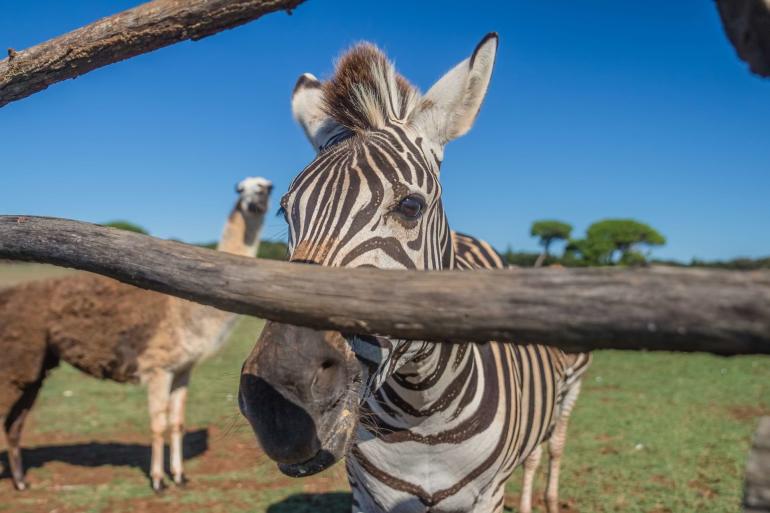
[
  {"left": 2, "top": 0, "right": 766, "bottom": 108},
  {"left": 716, "top": 0, "right": 770, "bottom": 77},
  {"left": 0, "top": 0, "right": 307, "bottom": 108},
  {"left": 744, "top": 417, "right": 770, "bottom": 512},
  {"left": 1, "top": 216, "right": 769, "bottom": 355}
]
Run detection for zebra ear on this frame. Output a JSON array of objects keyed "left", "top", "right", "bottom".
[
  {"left": 291, "top": 73, "right": 348, "bottom": 153},
  {"left": 412, "top": 33, "right": 498, "bottom": 146}
]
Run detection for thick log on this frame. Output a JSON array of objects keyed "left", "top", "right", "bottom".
[
  {"left": 716, "top": 0, "right": 770, "bottom": 77},
  {"left": 1, "top": 215, "right": 769, "bottom": 354},
  {"left": 0, "top": 0, "right": 307, "bottom": 108},
  {"left": 744, "top": 417, "right": 770, "bottom": 512}
]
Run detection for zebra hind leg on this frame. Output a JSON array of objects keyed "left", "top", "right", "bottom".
[
  {"left": 519, "top": 444, "right": 542, "bottom": 513},
  {"left": 545, "top": 380, "right": 583, "bottom": 513}
]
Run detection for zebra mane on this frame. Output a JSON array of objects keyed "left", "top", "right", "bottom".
[{"left": 322, "top": 43, "right": 422, "bottom": 131}]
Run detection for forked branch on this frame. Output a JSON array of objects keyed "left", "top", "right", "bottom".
[{"left": 0, "top": 0, "right": 307, "bottom": 108}]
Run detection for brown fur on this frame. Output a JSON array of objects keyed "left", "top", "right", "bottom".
[
  {"left": 47, "top": 274, "right": 170, "bottom": 383},
  {"left": 219, "top": 208, "right": 260, "bottom": 252},
  {"left": 0, "top": 183, "right": 269, "bottom": 490},
  {"left": 0, "top": 274, "right": 223, "bottom": 402},
  {"left": 322, "top": 44, "right": 418, "bottom": 131},
  {"left": 0, "top": 282, "right": 59, "bottom": 416}
]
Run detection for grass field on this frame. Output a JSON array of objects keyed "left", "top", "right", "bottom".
[
  {"left": 0, "top": 262, "right": 74, "bottom": 286},
  {"left": 1, "top": 265, "right": 769, "bottom": 512}
]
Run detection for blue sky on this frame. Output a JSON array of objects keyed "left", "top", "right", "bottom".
[{"left": 1, "top": 1, "right": 768, "bottom": 261}]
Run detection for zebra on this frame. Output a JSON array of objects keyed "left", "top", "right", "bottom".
[{"left": 239, "top": 33, "right": 591, "bottom": 512}]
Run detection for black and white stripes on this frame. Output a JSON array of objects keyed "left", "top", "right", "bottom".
[{"left": 270, "top": 34, "right": 590, "bottom": 512}]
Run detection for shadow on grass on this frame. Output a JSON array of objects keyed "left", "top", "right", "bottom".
[
  {"left": 267, "top": 492, "right": 352, "bottom": 513},
  {"left": 0, "top": 428, "right": 208, "bottom": 483}
]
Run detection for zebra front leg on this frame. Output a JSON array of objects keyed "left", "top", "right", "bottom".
[
  {"left": 147, "top": 370, "right": 173, "bottom": 492},
  {"left": 169, "top": 369, "right": 191, "bottom": 486},
  {"left": 545, "top": 380, "right": 583, "bottom": 513},
  {"left": 519, "top": 444, "right": 542, "bottom": 513}
]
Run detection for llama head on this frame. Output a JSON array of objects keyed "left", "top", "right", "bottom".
[{"left": 236, "top": 176, "right": 273, "bottom": 215}]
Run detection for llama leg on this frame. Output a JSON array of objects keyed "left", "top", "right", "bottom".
[
  {"left": 5, "top": 408, "right": 30, "bottom": 491},
  {"left": 168, "top": 369, "right": 190, "bottom": 486},
  {"left": 546, "top": 381, "right": 583, "bottom": 513},
  {"left": 519, "top": 444, "right": 542, "bottom": 513},
  {"left": 4, "top": 382, "right": 43, "bottom": 491},
  {"left": 147, "top": 370, "right": 173, "bottom": 492}
]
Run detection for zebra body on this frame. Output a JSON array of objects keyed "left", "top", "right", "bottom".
[
  {"left": 243, "top": 33, "right": 591, "bottom": 513},
  {"left": 345, "top": 232, "right": 589, "bottom": 512}
]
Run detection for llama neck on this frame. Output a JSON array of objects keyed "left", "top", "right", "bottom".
[
  {"left": 216, "top": 207, "right": 265, "bottom": 258},
  {"left": 179, "top": 205, "right": 264, "bottom": 340}
]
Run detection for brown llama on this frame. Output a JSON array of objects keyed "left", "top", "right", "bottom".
[{"left": 0, "top": 176, "right": 272, "bottom": 491}]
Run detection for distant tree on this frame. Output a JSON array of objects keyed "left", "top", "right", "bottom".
[
  {"left": 502, "top": 246, "right": 543, "bottom": 267},
  {"left": 562, "top": 239, "right": 596, "bottom": 267},
  {"left": 530, "top": 220, "right": 572, "bottom": 267},
  {"left": 574, "top": 219, "right": 665, "bottom": 265},
  {"left": 258, "top": 240, "right": 289, "bottom": 260},
  {"left": 194, "top": 240, "right": 288, "bottom": 260},
  {"left": 688, "top": 256, "right": 770, "bottom": 270},
  {"left": 103, "top": 220, "right": 148, "bottom": 235},
  {"left": 197, "top": 241, "right": 218, "bottom": 250}
]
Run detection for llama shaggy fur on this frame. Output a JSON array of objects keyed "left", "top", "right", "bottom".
[{"left": 0, "top": 177, "right": 272, "bottom": 491}]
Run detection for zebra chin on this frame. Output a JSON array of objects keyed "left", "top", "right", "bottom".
[{"left": 277, "top": 426, "right": 352, "bottom": 477}]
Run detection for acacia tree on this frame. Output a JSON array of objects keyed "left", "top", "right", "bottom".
[
  {"left": 570, "top": 219, "right": 666, "bottom": 266},
  {"left": 530, "top": 220, "right": 572, "bottom": 267}
]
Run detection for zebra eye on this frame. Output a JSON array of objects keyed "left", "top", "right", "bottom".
[{"left": 396, "top": 195, "right": 425, "bottom": 219}]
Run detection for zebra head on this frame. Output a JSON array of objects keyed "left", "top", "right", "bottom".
[{"left": 240, "top": 33, "right": 498, "bottom": 477}]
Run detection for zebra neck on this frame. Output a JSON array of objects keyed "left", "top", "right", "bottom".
[{"left": 371, "top": 342, "right": 479, "bottom": 425}]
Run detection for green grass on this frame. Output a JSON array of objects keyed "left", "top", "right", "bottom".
[
  {"left": 1, "top": 265, "right": 769, "bottom": 512},
  {"left": 0, "top": 316, "right": 350, "bottom": 513},
  {"left": 506, "top": 351, "right": 770, "bottom": 512},
  {"left": 0, "top": 263, "right": 74, "bottom": 288}
]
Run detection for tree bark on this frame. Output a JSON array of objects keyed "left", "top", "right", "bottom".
[
  {"left": 1, "top": 216, "right": 769, "bottom": 355},
  {"left": 0, "top": 0, "right": 307, "bottom": 108},
  {"left": 744, "top": 417, "right": 770, "bottom": 512},
  {"left": 716, "top": 0, "right": 770, "bottom": 77}
]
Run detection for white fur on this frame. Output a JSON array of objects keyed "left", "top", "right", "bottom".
[
  {"left": 236, "top": 176, "right": 272, "bottom": 213},
  {"left": 237, "top": 176, "right": 272, "bottom": 197},
  {"left": 411, "top": 34, "right": 498, "bottom": 146},
  {"left": 291, "top": 74, "right": 350, "bottom": 152}
]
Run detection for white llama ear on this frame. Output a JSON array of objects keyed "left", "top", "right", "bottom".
[
  {"left": 412, "top": 33, "right": 498, "bottom": 146},
  {"left": 291, "top": 73, "right": 349, "bottom": 153}
]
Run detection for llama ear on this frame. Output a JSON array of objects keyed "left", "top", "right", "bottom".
[
  {"left": 411, "top": 33, "right": 498, "bottom": 146},
  {"left": 291, "top": 73, "right": 349, "bottom": 153}
]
